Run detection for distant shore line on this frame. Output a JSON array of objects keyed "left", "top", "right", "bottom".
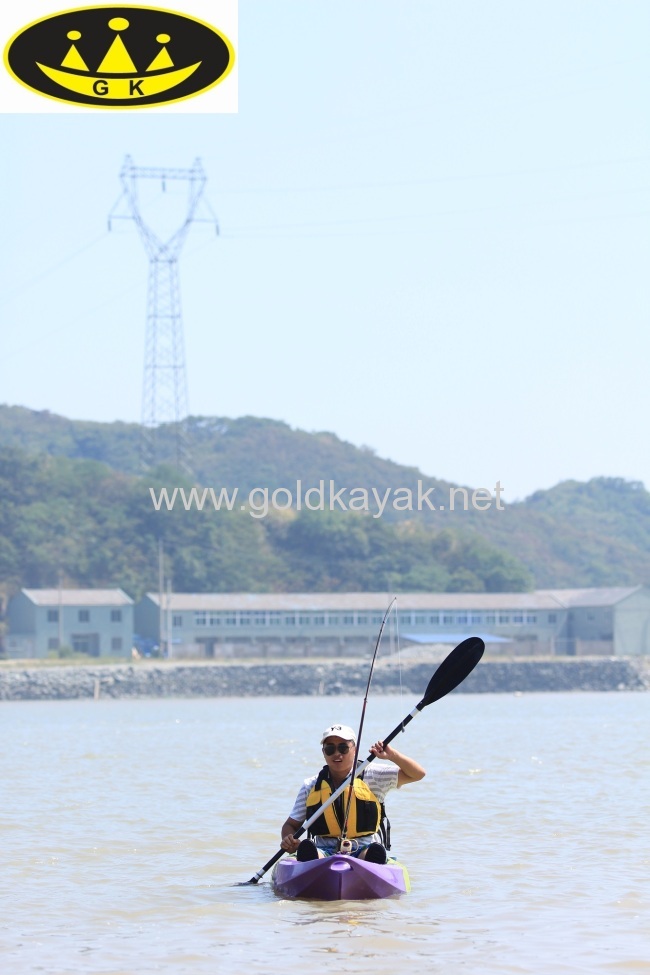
[{"left": 0, "top": 657, "right": 648, "bottom": 701}]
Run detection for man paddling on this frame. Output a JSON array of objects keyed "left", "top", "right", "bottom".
[{"left": 280, "top": 723, "right": 425, "bottom": 865}]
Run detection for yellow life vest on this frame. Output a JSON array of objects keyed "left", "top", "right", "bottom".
[{"left": 305, "top": 765, "right": 382, "bottom": 839}]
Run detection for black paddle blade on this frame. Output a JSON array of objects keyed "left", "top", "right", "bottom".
[{"left": 421, "top": 637, "right": 484, "bottom": 707}]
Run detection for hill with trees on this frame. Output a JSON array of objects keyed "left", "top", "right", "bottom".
[
  {"left": 1, "top": 404, "right": 648, "bottom": 599},
  {"left": 0, "top": 445, "right": 531, "bottom": 601}
]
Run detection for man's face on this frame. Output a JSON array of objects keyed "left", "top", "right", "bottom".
[{"left": 322, "top": 736, "right": 355, "bottom": 778}]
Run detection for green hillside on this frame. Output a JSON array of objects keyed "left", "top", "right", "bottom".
[
  {"left": 0, "top": 446, "right": 531, "bottom": 600},
  {"left": 1, "top": 404, "right": 649, "bottom": 595},
  {"left": 0, "top": 405, "right": 456, "bottom": 504},
  {"left": 475, "top": 477, "right": 650, "bottom": 587}
]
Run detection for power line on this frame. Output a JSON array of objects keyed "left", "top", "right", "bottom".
[
  {"left": 0, "top": 232, "right": 108, "bottom": 309},
  {"left": 216, "top": 154, "right": 650, "bottom": 197}
]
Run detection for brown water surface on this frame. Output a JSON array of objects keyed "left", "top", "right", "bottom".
[{"left": 2, "top": 692, "right": 649, "bottom": 974}]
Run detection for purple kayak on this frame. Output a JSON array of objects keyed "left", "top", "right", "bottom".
[{"left": 272, "top": 853, "right": 410, "bottom": 901}]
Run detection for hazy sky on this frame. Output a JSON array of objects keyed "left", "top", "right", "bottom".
[{"left": 1, "top": 1, "right": 648, "bottom": 500}]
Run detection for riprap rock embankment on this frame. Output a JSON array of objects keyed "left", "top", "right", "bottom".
[{"left": 0, "top": 657, "right": 648, "bottom": 701}]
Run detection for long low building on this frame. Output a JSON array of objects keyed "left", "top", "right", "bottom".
[{"left": 135, "top": 587, "right": 650, "bottom": 658}]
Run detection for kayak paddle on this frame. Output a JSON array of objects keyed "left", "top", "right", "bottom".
[{"left": 239, "top": 635, "right": 484, "bottom": 885}]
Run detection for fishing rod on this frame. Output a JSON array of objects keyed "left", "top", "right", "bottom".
[
  {"left": 338, "top": 596, "right": 396, "bottom": 853},
  {"left": 239, "top": 635, "right": 485, "bottom": 885}
]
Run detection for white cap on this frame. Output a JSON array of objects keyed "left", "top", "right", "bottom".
[{"left": 320, "top": 724, "right": 357, "bottom": 744}]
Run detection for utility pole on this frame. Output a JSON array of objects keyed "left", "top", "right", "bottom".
[
  {"left": 166, "top": 578, "right": 173, "bottom": 660},
  {"left": 58, "top": 570, "right": 63, "bottom": 652},
  {"left": 158, "top": 538, "right": 164, "bottom": 657},
  {"left": 109, "top": 155, "right": 218, "bottom": 470}
]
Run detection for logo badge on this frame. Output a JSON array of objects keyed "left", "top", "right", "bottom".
[{"left": 4, "top": 6, "right": 235, "bottom": 109}]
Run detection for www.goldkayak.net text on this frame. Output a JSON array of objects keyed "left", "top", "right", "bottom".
[{"left": 149, "top": 480, "right": 505, "bottom": 519}]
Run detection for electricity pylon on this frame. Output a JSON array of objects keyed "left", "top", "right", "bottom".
[{"left": 109, "top": 155, "right": 218, "bottom": 470}]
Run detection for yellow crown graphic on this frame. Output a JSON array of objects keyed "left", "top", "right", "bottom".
[{"left": 36, "top": 17, "right": 201, "bottom": 99}]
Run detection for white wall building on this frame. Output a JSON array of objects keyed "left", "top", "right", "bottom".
[
  {"left": 6, "top": 589, "right": 134, "bottom": 659},
  {"left": 134, "top": 587, "right": 650, "bottom": 658}
]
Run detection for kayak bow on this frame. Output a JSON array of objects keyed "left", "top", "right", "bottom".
[{"left": 272, "top": 853, "right": 410, "bottom": 900}]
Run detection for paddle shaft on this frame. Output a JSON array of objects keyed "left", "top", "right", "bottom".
[{"left": 245, "top": 702, "right": 422, "bottom": 884}]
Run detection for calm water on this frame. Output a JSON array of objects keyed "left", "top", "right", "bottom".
[{"left": 2, "top": 691, "right": 649, "bottom": 975}]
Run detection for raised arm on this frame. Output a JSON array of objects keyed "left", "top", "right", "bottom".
[{"left": 369, "top": 741, "right": 426, "bottom": 787}]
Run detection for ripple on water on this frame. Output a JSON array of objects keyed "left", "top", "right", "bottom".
[{"left": 2, "top": 693, "right": 649, "bottom": 974}]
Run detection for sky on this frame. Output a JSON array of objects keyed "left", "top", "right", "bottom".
[{"left": 0, "top": 0, "right": 648, "bottom": 501}]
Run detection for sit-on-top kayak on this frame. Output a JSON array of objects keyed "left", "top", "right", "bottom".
[{"left": 272, "top": 853, "right": 410, "bottom": 900}]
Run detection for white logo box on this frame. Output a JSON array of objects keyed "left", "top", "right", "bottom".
[{"left": 1, "top": 0, "right": 237, "bottom": 113}]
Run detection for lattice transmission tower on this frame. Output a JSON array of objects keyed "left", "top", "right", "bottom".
[{"left": 109, "top": 155, "right": 218, "bottom": 469}]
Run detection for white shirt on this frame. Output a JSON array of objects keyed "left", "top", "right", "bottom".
[{"left": 289, "top": 762, "right": 399, "bottom": 852}]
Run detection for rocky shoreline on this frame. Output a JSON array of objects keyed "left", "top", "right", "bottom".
[{"left": 0, "top": 657, "right": 648, "bottom": 701}]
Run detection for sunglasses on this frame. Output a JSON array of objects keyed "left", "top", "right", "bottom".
[{"left": 322, "top": 742, "right": 353, "bottom": 756}]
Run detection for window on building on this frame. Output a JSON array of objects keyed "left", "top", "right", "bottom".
[
  {"left": 526, "top": 615, "right": 537, "bottom": 624},
  {"left": 110, "top": 609, "right": 122, "bottom": 622},
  {"left": 195, "top": 612, "right": 207, "bottom": 627},
  {"left": 47, "top": 637, "right": 59, "bottom": 650},
  {"left": 342, "top": 615, "right": 354, "bottom": 626},
  {"left": 548, "top": 614, "right": 557, "bottom": 624},
  {"left": 313, "top": 615, "right": 325, "bottom": 626},
  {"left": 253, "top": 612, "right": 266, "bottom": 626},
  {"left": 298, "top": 615, "right": 311, "bottom": 625},
  {"left": 513, "top": 615, "right": 524, "bottom": 623},
  {"left": 239, "top": 612, "right": 252, "bottom": 626},
  {"left": 414, "top": 614, "right": 427, "bottom": 624},
  {"left": 284, "top": 615, "right": 296, "bottom": 626},
  {"left": 111, "top": 637, "right": 123, "bottom": 651},
  {"left": 370, "top": 615, "right": 383, "bottom": 625},
  {"left": 429, "top": 614, "right": 440, "bottom": 625},
  {"left": 208, "top": 613, "right": 220, "bottom": 626},
  {"left": 329, "top": 615, "right": 340, "bottom": 626},
  {"left": 398, "top": 613, "right": 412, "bottom": 625},
  {"left": 486, "top": 615, "right": 496, "bottom": 624},
  {"left": 78, "top": 610, "right": 90, "bottom": 622},
  {"left": 224, "top": 614, "right": 237, "bottom": 626},
  {"left": 268, "top": 612, "right": 282, "bottom": 626},
  {"left": 47, "top": 609, "right": 59, "bottom": 623},
  {"left": 356, "top": 615, "right": 368, "bottom": 625},
  {"left": 173, "top": 615, "right": 183, "bottom": 628},
  {"left": 471, "top": 615, "right": 482, "bottom": 624},
  {"left": 498, "top": 615, "right": 510, "bottom": 624},
  {"left": 457, "top": 615, "right": 468, "bottom": 624},
  {"left": 443, "top": 615, "right": 453, "bottom": 624}
]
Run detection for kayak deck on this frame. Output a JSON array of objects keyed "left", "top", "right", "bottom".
[{"left": 272, "top": 853, "right": 410, "bottom": 900}]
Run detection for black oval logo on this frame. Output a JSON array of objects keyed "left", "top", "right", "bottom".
[{"left": 4, "top": 5, "right": 235, "bottom": 108}]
